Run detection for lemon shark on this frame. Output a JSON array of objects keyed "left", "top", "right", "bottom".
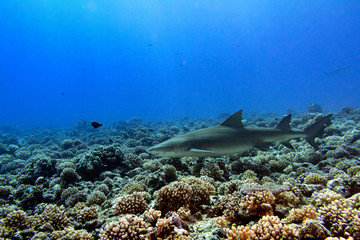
[{"left": 147, "top": 110, "right": 332, "bottom": 158}]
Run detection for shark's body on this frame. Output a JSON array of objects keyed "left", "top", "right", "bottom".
[{"left": 147, "top": 110, "right": 332, "bottom": 158}]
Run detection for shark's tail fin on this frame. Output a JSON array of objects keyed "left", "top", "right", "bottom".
[{"left": 304, "top": 114, "right": 333, "bottom": 149}]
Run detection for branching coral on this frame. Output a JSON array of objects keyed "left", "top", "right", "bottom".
[
  {"left": 297, "top": 220, "right": 330, "bottom": 239},
  {"left": 311, "top": 189, "right": 342, "bottom": 207},
  {"left": 319, "top": 198, "right": 360, "bottom": 238},
  {"left": 120, "top": 181, "right": 146, "bottom": 195},
  {"left": 215, "top": 189, "right": 277, "bottom": 224},
  {"left": 240, "top": 190, "right": 275, "bottom": 217},
  {"left": 148, "top": 215, "right": 189, "bottom": 239},
  {"left": 144, "top": 209, "right": 161, "bottom": 226},
  {"left": 200, "top": 162, "right": 224, "bottom": 181},
  {"left": 52, "top": 226, "right": 94, "bottom": 240},
  {"left": 154, "top": 181, "right": 193, "bottom": 214},
  {"left": 113, "top": 192, "right": 148, "bottom": 215},
  {"left": 217, "top": 180, "right": 242, "bottom": 195},
  {"left": 30, "top": 204, "right": 70, "bottom": 231},
  {"left": 304, "top": 173, "right": 328, "bottom": 185},
  {"left": 177, "top": 207, "right": 191, "bottom": 221},
  {"left": 283, "top": 205, "right": 317, "bottom": 223},
  {"left": 86, "top": 190, "right": 107, "bottom": 206},
  {"left": 180, "top": 176, "right": 215, "bottom": 212},
  {"left": 76, "top": 204, "right": 98, "bottom": 223},
  {"left": 99, "top": 215, "right": 149, "bottom": 240},
  {"left": 275, "top": 191, "right": 300, "bottom": 207},
  {"left": 213, "top": 216, "right": 227, "bottom": 228},
  {"left": 226, "top": 216, "right": 296, "bottom": 240},
  {"left": 1, "top": 210, "right": 29, "bottom": 230},
  {"left": 227, "top": 225, "right": 254, "bottom": 240},
  {"left": 216, "top": 194, "right": 243, "bottom": 223},
  {"left": 251, "top": 215, "right": 297, "bottom": 240}
]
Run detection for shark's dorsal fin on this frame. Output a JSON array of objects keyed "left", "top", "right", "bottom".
[
  {"left": 276, "top": 114, "right": 292, "bottom": 131},
  {"left": 220, "top": 110, "right": 244, "bottom": 128}
]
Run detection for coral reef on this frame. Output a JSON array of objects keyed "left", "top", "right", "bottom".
[{"left": 0, "top": 108, "right": 359, "bottom": 239}]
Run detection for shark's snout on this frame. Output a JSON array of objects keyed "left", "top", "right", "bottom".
[
  {"left": 147, "top": 145, "right": 168, "bottom": 156},
  {"left": 147, "top": 140, "right": 183, "bottom": 157}
]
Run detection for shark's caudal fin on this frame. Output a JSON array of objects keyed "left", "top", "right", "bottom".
[
  {"left": 276, "top": 114, "right": 295, "bottom": 149},
  {"left": 304, "top": 114, "right": 333, "bottom": 149}
]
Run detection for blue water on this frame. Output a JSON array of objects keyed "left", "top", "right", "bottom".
[{"left": 0, "top": 1, "right": 359, "bottom": 128}]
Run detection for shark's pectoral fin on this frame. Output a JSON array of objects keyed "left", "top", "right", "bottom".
[
  {"left": 254, "top": 143, "right": 272, "bottom": 151},
  {"left": 190, "top": 148, "right": 215, "bottom": 153},
  {"left": 281, "top": 141, "right": 294, "bottom": 150}
]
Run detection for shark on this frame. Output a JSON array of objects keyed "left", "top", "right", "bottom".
[{"left": 147, "top": 110, "right": 333, "bottom": 158}]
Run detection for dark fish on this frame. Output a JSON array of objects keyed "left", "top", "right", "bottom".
[
  {"left": 324, "top": 65, "right": 350, "bottom": 76},
  {"left": 61, "top": 92, "right": 65, "bottom": 96},
  {"left": 109, "top": 139, "right": 113, "bottom": 143},
  {"left": 91, "top": 122, "right": 103, "bottom": 128},
  {"left": 148, "top": 129, "right": 154, "bottom": 132},
  {"left": 148, "top": 43, "right": 152, "bottom": 47}
]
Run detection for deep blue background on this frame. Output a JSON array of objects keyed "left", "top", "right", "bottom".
[{"left": 0, "top": 1, "right": 359, "bottom": 127}]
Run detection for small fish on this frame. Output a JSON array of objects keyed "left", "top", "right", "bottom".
[
  {"left": 148, "top": 129, "right": 154, "bottom": 132},
  {"left": 91, "top": 122, "right": 103, "bottom": 128},
  {"left": 324, "top": 65, "right": 350, "bottom": 76},
  {"left": 147, "top": 43, "right": 152, "bottom": 47},
  {"left": 61, "top": 92, "right": 65, "bottom": 96},
  {"left": 109, "top": 139, "right": 113, "bottom": 143}
]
